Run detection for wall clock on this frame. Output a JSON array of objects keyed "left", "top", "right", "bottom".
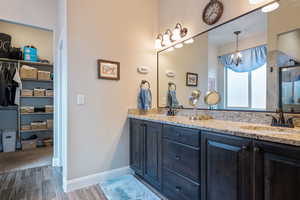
[{"left": 202, "top": 0, "right": 224, "bottom": 25}]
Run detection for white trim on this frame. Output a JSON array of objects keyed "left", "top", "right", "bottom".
[
  {"left": 63, "top": 166, "right": 133, "bottom": 193},
  {"left": 52, "top": 157, "right": 61, "bottom": 167}
]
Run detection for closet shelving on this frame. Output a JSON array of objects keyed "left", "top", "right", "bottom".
[{"left": 0, "top": 58, "right": 54, "bottom": 151}]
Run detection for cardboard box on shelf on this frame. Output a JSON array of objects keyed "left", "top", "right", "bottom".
[
  {"left": 33, "top": 88, "right": 45, "bottom": 96},
  {"left": 38, "top": 71, "right": 51, "bottom": 81},
  {"left": 20, "top": 106, "right": 34, "bottom": 113},
  {"left": 45, "top": 90, "right": 53, "bottom": 97},
  {"left": 21, "top": 89, "right": 33, "bottom": 97},
  {"left": 31, "top": 121, "right": 47, "bottom": 130},
  {"left": 22, "top": 140, "right": 37, "bottom": 150},
  {"left": 20, "top": 65, "right": 37, "bottom": 80},
  {"left": 47, "top": 119, "right": 53, "bottom": 129},
  {"left": 45, "top": 105, "right": 54, "bottom": 113}
]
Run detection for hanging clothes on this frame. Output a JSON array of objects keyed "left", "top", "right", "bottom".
[{"left": 13, "top": 66, "right": 22, "bottom": 105}]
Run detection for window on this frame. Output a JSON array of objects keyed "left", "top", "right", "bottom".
[{"left": 226, "top": 64, "right": 266, "bottom": 110}]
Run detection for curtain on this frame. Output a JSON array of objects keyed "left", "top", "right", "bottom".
[{"left": 218, "top": 45, "right": 267, "bottom": 73}]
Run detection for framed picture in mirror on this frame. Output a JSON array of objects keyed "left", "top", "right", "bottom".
[{"left": 186, "top": 72, "right": 198, "bottom": 87}]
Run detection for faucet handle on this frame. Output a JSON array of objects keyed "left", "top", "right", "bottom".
[{"left": 266, "top": 114, "right": 278, "bottom": 126}]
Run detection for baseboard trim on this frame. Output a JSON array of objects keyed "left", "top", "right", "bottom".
[{"left": 63, "top": 166, "right": 133, "bottom": 192}]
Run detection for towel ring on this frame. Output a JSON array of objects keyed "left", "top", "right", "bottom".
[
  {"left": 168, "top": 82, "right": 176, "bottom": 91},
  {"left": 140, "top": 80, "right": 151, "bottom": 89}
]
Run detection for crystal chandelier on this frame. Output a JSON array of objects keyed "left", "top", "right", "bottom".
[{"left": 230, "top": 31, "right": 243, "bottom": 66}]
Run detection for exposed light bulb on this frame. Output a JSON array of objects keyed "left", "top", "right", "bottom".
[
  {"left": 172, "top": 28, "right": 181, "bottom": 41},
  {"left": 262, "top": 2, "right": 279, "bottom": 13},
  {"left": 155, "top": 38, "right": 162, "bottom": 49},
  {"left": 184, "top": 38, "right": 194, "bottom": 44},
  {"left": 174, "top": 43, "right": 183, "bottom": 48},
  {"left": 166, "top": 47, "right": 174, "bottom": 52},
  {"left": 162, "top": 33, "right": 171, "bottom": 46},
  {"left": 249, "top": 0, "right": 265, "bottom": 4}
]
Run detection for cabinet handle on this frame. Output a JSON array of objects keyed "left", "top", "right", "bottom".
[
  {"left": 175, "top": 155, "right": 181, "bottom": 160},
  {"left": 175, "top": 186, "right": 182, "bottom": 192},
  {"left": 254, "top": 146, "right": 261, "bottom": 152}
]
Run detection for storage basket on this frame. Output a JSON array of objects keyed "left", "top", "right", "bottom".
[
  {"left": 45, "top": 90, "right": 54, "bottom": 97},
  {"left": 20, "top": 106, "right": 34, "bottom": 113},
  {"left": 22, "top": 140, "right": 37, "bottom": 150},
  {"left": 20, "top": 65, "right": 37, "bottom": 79},
  {"left": 33, "top": 88, "right": 45, "bottom": 96},
  {"left": 21, "top": 89, "right": 33, "bottom": 97},
  {"left": 2, "top": 129, "right": 16, "bottom": 152},
  {"left": 45, "top": 105, "right": 54, "bottom": 113},
  {"left": 47, "top": 119, "right": 53, "bottom": 129},
  {"left": 31, "top": 121, "right": 47, "bottom": 130},
  {"left": 38, "top": 71, "right": 51, "bottom": 81}
]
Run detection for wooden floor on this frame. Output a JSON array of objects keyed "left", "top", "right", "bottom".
[
  {"left": 0, "top": 166, "right": 108, "bottom": 200},
  {"left": 0, "top": 147, "right": 53, "bottom": 174}
]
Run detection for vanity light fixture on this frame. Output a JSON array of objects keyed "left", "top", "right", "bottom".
[
  {"left": 162, "top": 29, "right": 173, "bottom": 46},
  {"left": 230, "top": 31, "right": 243, "bottom": 66},
  {"left": 184, "top": 38, "right": 194, "bottom": 44},
  {"left": 172, "top": 23, "right": 188, "bottom": 41},
  {"left": 174, "top": 43, "right": 184, "bottom": 49},
  {"left": 155, "top": 34, "right": 164, "bottom": 49},
  {"left": 261, "top": 2, "right": 280, "bottom": 13}
]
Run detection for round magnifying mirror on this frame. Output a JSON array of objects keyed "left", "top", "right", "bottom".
[
  {"left": 204, "top": 91, "right": 221, "bottom": 106},
  {"left": 189, "top": 89, "right": 201, "bottom": 107}
]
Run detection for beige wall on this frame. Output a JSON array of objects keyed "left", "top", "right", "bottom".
[
  {"left": 159, "top": 0, "right": 273, "bottom": 45},
  {"left": 159, "top": 34, "right": 208, "bottom": 108},
  {"left": 0, "top": 21, "right": 53, "bottom": 62},
  {"left": 66, "top": 0, "right": 158, "bottom": 180}
]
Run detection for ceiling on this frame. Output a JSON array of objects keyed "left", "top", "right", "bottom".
[{"left": 208, "top": 10, "right": 267, "bottom": 46}]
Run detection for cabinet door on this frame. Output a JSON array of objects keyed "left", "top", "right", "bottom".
[
  {"left": 144, "top": 121, "right": 162, "bottom": 190},
  {"left": 254, "top": 141, "right": 300, "bottom": 200},
  {"left": 201, "top": 131, "right": 252, "bottom": 200},
  {"left": 130, "top": 119, "right": 144, "bottom": 176}
]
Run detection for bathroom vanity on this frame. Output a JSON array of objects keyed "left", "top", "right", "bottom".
[{"left": 129, "top": 114, "right": 300, "bottom": 200}]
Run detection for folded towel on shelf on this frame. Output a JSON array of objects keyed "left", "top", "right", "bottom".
[
  {"left": 167, "top": 90, "right": 179, "bottom": 108},
  {"left": 138, "top": 88, "right": 152, "bottom": 111}
]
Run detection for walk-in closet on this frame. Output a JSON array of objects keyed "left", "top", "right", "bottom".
[{"left": 0, "top": 20, "right": 54, "bottom": 173}]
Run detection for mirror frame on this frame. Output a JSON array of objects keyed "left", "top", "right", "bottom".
[{"left": 156, "top": 0, "right": 300, "bottom": 113}]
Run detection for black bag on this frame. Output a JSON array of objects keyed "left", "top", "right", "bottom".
[
  {"left": 9, "top": 47, "right": 23, "bottom": 60},
  {"left": 0, "top": 33, "right": 11, "bottom": 58}
]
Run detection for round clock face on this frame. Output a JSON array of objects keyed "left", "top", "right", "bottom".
[{"left": 203, "top": 0, "right": 224, "bottom": 25}]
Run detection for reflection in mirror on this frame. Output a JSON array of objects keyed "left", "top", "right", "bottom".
[{"left": 158, "top": 0, "right": 300, "bottom": 113}]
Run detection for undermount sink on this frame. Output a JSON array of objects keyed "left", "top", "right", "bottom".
[{"left": 239, "top": 125, "right": 299, "bottom": 134}]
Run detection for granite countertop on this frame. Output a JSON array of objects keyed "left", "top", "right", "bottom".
[{"left": 128, "top": 113, "right": 300, "bottom": 147}]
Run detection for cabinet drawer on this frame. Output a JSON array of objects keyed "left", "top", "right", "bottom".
[
  {"left": 163, "top": 168, "right": 200, "bottom": 200},
  {"left": 163, "top": 139, "right": 200, "bottom": 182},
  {"left": 163, "top": 125, "right": 200, "bottom": 147}
]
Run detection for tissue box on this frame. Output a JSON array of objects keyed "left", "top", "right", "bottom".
[
  {"left": 20, "top": 65, "right": 37, "bottom": 79},
  {"left": 33, "top": 88, "right": 45, "bottom": 96},
  {"left": 38, "top": 71, "right": 51, "bottom": 81}
]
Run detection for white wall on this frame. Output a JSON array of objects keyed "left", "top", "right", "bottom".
[
  {"left": 0, "top": 0, "right": 56, "bottom": 30},
  {"left": 0, "top": 21, "right": 53, "bottom": 62},
  {"left": 66, "top": 0, "right": 158, "bottom": 180}
]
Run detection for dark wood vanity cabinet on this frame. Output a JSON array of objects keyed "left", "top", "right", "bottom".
[
  {"left": 130, "top": 119, "right": 162, "bottom": 190},
  {"left": 130, "top": 119, "right": 300, "bottom": 200},
  {"left": 201, "top": 131, "right": 252, "bottom": 200},
  {"left": 254, "top": 141, "right": 300, "bottom": 200}
]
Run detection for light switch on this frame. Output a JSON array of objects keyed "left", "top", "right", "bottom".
[{"left": 77, "top": 94, "right": 85, "bottom": 105}]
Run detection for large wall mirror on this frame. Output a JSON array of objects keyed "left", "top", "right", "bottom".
[{"left": 158, "top": 0, "right": 300, "bottom": 113}]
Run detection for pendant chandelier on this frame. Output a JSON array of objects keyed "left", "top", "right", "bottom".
[{"left": 230, "top": 31, "right": 243, "bottom": 66}]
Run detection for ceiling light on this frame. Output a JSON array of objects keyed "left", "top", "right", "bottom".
[
  {"left": 174, "top": 43, "right": 183, "bottom": 48},
  {"left": 249, "top": 0, "right": 265, "bottom": 4},
  {"left": 155, "top": 34, "right": 163, "bottom": 49},
  {"left": 166, "top": 47, "right": 174, "bottom": 52},
  {"left": 184, "top": 38, "right": 194, "bottom": 44},
  {"left": 230, "top": 31, "right": 243, "bottom": 66},
  {"left": 262, "top": 2, "right": 279, "bottom": 13}
]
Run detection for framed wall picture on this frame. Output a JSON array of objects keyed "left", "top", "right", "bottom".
[
  {"left": 186, "top": 72, "right": 198, "bottom": 87},
  {"left": 98, "top": 59, "right": 120, "bottom": 80}
]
